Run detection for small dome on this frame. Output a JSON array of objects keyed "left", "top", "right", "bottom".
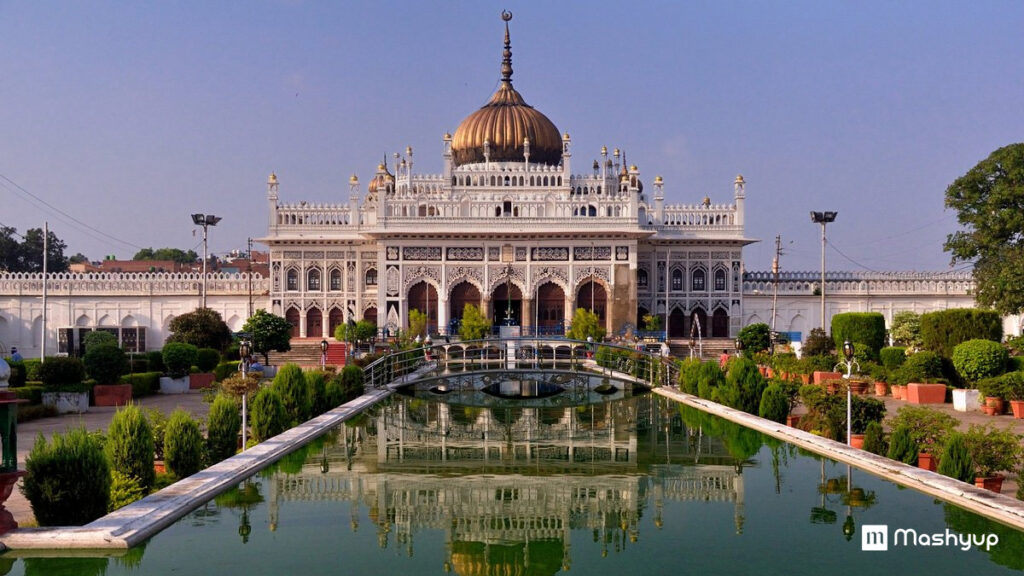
[
  {"left": 451, "top": 13, "right": 561, "bottom": 167},
  {"left": 367, "top": 162, "right": 394, "bottom": 195}
]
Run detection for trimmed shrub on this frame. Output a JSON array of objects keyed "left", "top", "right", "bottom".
[
  {"left": 23, "top": 428, "right": 110, "bottom": 526},
  {"left": 84, "top": 343, "right": 129, "bottom": 386},
  {"left": 22, "top": 358, "right": 43, "bottom": 381},
  {"left": 678, "top": 358, "right": 702, "bottom": 395},
  {"left": 272, "top": 364, "right": 310, "bottom": 426},
  {"left": 716, "top": 358, "right": 766, "bottom": 414},
  {"left": 162, "top": 342, "right": 198, "bottom": 378},
  {"left": 206, "top": 394, "right": 241, "bottom": 462},
  {"left": 306, "top": 371, "right": 329, "bottom": 417},
  {"left": 863, "top": 421, "right": 887, "bottom": 455},
  {"left": 758, "top": 384, "right": 790, "bottom": 423},
  {"left": 323, "top": 377, "right": 345, "bottom": 410},
  {"left": 83, "top": 330, "right": 118, "bottom": 350},
  {"left": 802, "top": 327, "right": 834, "bottom": 357},
  {"left": 737, "top": 323, "right": 770, "bottom": 356},
  {"left": 13, "top": 385, "right": 44, "bottom": 405},
  {"left": 920, "top": 308, "right": 1002, "bottom": 357},
  {"left": 889, "top": 405, "right": 957, "bottom": 453},
  {"left": 851, "top": 395, "right": 886, "bottom": 434},
  {"left": 831, "top": 312, "right": 886, "bottom": 361},
  {"left": 952, "top": 339, "right": 1009, "bottom": 385},
  {"left": 695, "top": 361, "right": 724, "bottom": 400},
  {"left": 17, "top": 404, "right": 58, "bottom": 423},
  {"left": 937, "top": 432, "right": 974, "bottom": 483},
  {"left": 5, "top": 360, "right": 26, "bottom": 388},
  {"left": 164, "top": 409, "right": 203, "bottom": 478},
  {"left": 886, "top": 426, "right": 919, "bottom": 465},
  {"left": 106, "top": 405, "right": 156, "bottom": 491},
  {"left": 338, "top": 365, "right": 365, "bottom": 402},
  {"left": 195, "top": 348, "right": 221, "bottom": 372},
  {"left": 146, "top": 350, "right": 165, "bottom": 373},
  {"left": 879, "top": 347, "right": 907, "bottom": 371},
  {"left": 213, "top": 361, "right": 241, "bottom": 382},
  {"left": 127, "top": 353, "right": 149, "bottom": 373},
  {"left": 145, "top": 408, "right": 168, "bottom": 461},
  {"left": 250, "top": 387, "right": 289, "bottom": 442},
  {"left": 122, "top": 372, "right": 161, "bottom": 398},
  {"left": 108, "top": 470, "right": 146, "bottom": 513},
  {"left": 38, "top": 356, "right": 86, "bottom": 391},
  {"left": 894, "top": 351, "right": 944, "bottom": 385}
]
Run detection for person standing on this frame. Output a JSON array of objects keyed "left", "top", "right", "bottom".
[
  {"left": 718, "top": 349, "right": 729, "bottom": 369},
  {"left": 8, "top": 348, "right": 22, "bottom": 362}
]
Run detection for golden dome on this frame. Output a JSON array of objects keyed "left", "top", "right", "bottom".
[
  {"left": 451, "top": 13, "right": 561, "bottom": 167},
  {"left": 367, "top": 162, "right": 394, "bottom": 195}
]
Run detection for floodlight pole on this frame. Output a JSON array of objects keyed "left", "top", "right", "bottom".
[
  {"left": 810, "top": 211, "right": 837, "bottom": 331},
  {"left": 192, "top": 213, "right": 221, "bottom": 309}
]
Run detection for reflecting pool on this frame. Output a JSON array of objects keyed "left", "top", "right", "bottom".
[{"left": 3, "top": 387, "right": 1024, "bottom": 575}]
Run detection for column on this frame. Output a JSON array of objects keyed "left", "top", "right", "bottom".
[{"left": 522, "top": 298, "right": 533, "bottom": 333}]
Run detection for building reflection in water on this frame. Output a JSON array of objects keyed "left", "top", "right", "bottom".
[{"left": 265, "top": 391, "right": 751, "bottom": 574}]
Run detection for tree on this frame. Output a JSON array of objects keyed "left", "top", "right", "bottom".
[
  {"left": 243, "top": 309, "right": 293, "bottom": 364},
  {"left": 69, "top": 252, "right": 89, "bottom": 264},
  {"left": 166, "top": 308, "right": 233, "bottom": 351},
  {"left": 889, "top": 311, "right": 922, "bottom": 349},
  {"left": 0, "top": 225, "right": 69, "bottom": 273},
  {"left": 458, "top": 304, "right": 491, "bottom": 340},
  {"left": 944, "top": 143, "right": 1024, "bottom": 315},
  {"left": 335, "top": 320, "right": 376, "bottom": 343},
  {"left": 133, "top": 247, "right": 199, "bottom": 264},
  {"left": 737, "top": 323, "right": 770, "bottom": 357},
  {"left": 566, "top": 308, "right": 605, "bottom": 341},
  {"left": 408, "top": 309, "right": 427, "bottom": 339}
]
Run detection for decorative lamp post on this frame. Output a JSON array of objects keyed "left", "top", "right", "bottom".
[
  {"left": 734, "top": 337, "right": 743, "bottom": 358},
  {"left": 239, "top": 339, "right": 251, "bottom": 452},
  {"left": 810, "top": 211, "right": 837, "bottom": 331},
  {"left": 840, "top": 340, "right": 860, "bottom": 446},
  {"left": 320, "top": 339, "right": 329, "bottom": 370},
  {"left": 424, "top": 334, "right": 432, "bottom": 361},
  {"left": 586, "top": 335, "right": 594, "bottom": 359},
  {"left": 191, "top": 213, "right": 221, "bottom": 309}
]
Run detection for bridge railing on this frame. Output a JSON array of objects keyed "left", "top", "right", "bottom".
[{"left": 362, "top": 337, "right": 680, "bottom": 390}]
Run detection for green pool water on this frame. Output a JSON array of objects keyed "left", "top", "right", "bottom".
[{"left": 3, "top": 388, "right": 1023, "bottom": 576}]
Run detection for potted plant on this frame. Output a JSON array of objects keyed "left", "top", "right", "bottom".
[
  {"left": 888, "top": 405, "right": 957, "bottom": 471},
  {"left": 849, "top": 396, "right": 886, "bottom": 449},
  {"left": 976, "top": 376, "right": 1006, "bottom": 416},
  {"left": 84, "top": 343, "right": 131, "bottom": 407},
  {"left": 160, "top": 343, "right": 198, "bottom": 394},
  {"left": 1000, "top": 372, "right": 1024, "bottom": 419},
  {"left": 963, "top": 423, "right": 1023, "bottom": 492},
  {"left": 898, "top": 351, "right": 947, "bottom": 404},
  {"left": 869, "top": 364, "right": 889, "bottom": 397},
  {"left": 39, "top": 357, "right": 90, "bottom": 414}
]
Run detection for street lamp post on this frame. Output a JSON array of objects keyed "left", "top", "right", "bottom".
[
  {"left": 191, "top": 213, "right": 222, "bottom": 309},
  {"left": 839, "top": 340, "right": 860, "bottom": 446},
  {"left": 320, "top": 339, "right": 329, "bottom": 370},
  {"left": 810, "top": 211, "right": 837, "bottom": 331},
  {"left": 239, "top": 339, "right": 251, "bottom": 452}
]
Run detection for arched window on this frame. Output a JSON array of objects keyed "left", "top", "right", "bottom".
[
  {"left": 286, "top": 269, "right": 298, "bottom": 291},
  {"left": 714, "top": 269, "right": 727, "bottom": 291},
  {"left": 365, "top": 268, "right": 378, "bottom": 287},
  {"left": 637, "top": 269, "right": 648, "bottom": 288},
  {"left": 671, "top": 269, "right": 683, "bottom": 291},
  {"left": 307, "top": 268, "right": 322, "bottom": 292},
  {"left": 692, "top": 269, "right": 706, "bottom": 291},
  {"left": 330, "top": 269, "right": 342, "bottom": 291}
]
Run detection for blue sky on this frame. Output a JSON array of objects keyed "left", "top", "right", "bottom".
[{"left": 2, "top": 1, "right": 1022, "bottom": 273}]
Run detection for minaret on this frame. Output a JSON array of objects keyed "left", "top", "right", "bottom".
[
  {"left": 561, "top": 132, "right": 571, "bottom": 180},
  {"left": 267, "top": 172, "right": 279, "bottom": 230},
  {"left": 734, "top": 174, "right": 746, "bottom": 227},
  {"left": 442, "top": 132, "right": 453, "bottom": 183},
  {"left": 349, "top": 173, "right": 360, "bottom": 224},
  {"left": 654, "top": 175, "right": 664, "bottom": 225}
]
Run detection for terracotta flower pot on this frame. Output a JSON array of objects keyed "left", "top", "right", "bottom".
[
  {"left": 800, "top": 374, "right": 811, "bottom": 385},
  {"left": 917, "top": 452, "right": 937, "bottom": 472},
  {"left": 786, "top": 414, "right": 801, "bottom": 428},
  {"left": 984, "top": 396, "right": 1005, "bottom": 415},
  {"left": 849, "top": 434, "right": 865, "bottom": 449},
  {"left": 1010, "top": 399, "right": 1024, "bottom": 419},
  {"left": 892, "top": 385, "right": 904, "bottom": 400},
  {"left": 975, "top": 475, "right": 1004, "bottom": 493},
  {"left": 874, "top": 381, "right": 888, "bottom": 397},
  {"left": 849, "top": 380, "right": 869, "bottom": 396}
]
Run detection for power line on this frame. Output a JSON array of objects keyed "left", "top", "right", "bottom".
[
  {"left": 0, "top": 174, "right": 145, "bottom": 251},
  {"left": 827, "top": 239, "right": 880, "bottom": 273}
]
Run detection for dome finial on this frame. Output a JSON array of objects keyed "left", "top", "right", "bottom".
[{"left": 501, "top": 10, "right": 513, "bottom": 86}]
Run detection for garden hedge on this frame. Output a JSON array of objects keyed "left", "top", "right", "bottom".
[
  {"left": 920, "top": 308, "right": 1002, "bottom": 357},
  {"left": 831, "top": 312, "right": 886, "bottom": 361}
]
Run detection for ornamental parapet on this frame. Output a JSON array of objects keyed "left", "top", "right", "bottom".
[
  {"left": 0, "top": 272, "right": 268, "bottom": 296},
  {"left": 742, "top": 270, "right": 974, "bottom": 296}
]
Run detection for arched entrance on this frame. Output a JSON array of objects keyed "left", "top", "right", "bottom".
[
  {"left": 306, "top": 307, "right": 323, "bottom": 338},
  {"left": 491, "top": 282, "right": 522, "bottom": 326},
  {"left": 449, "top": 281, "right": 482, "bottom": 333},
  {"left": 712, "top": 308, "right": 730, "bottom": 337},
  {"left": 574, "top": 280, "right": 607, "bottom": 326},
  {"left": 328, "top": 307, "right": 344, "bottom": 337},
  {"left": 536, "top": 282, "right": 565, "bottom": 332},
  {"left": 364, "top": 306, "right": 378, "bottom": 326},
  {"left": 636, "top": 306, "right": 649, "bottom": 331},
  {"left": 408, "top": 282, "right": 439, "bottom": 333},
  {"left": 285, "top": 307, "right": 300, "bottom": 338},
  {"left": 690, "top": 308, "right": 708, "bottom": 338},
  {"left": 668, "top": 308, "right": 687, "bottom": 338}
]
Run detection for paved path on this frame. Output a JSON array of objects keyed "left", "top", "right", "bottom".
[{"left": 7, "top": 392, "right": 211, "bottom": 527}]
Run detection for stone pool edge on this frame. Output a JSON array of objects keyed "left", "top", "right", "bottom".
[
  {"left": 0, "top": 388, "right": 393, "bottom": 551},
  {"left": 655, "top": 387, "right": 1024, "bottom": 532}
]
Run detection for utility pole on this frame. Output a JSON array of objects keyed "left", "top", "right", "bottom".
[
  {"left": 41, "top": 222, "right": 48, "bottom": 362},
  {"left": 771, "top": 235, "right": 781, "bottom": 354},
  {"left": 247, "top": 237, "right": 254, "bottom": 318}
]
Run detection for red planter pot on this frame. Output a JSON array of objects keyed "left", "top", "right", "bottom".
[
  {"left": 874, "top": 382, "right": 888, "bottom": 397},
  {"left": 786, "top": 414, "right": 801, "bottom": 428},
  {"left": 849, "top": 434, "right": 865, "bottom": 449},
  {"left": 93, "top": 384, "right": 132, "bottom": 407},
  {"left": 1010, "top": 399, "right": 1024, "bottom": 419},
  {"left": 917, "top": 452, "right": 937, "bottom": 472},
  {"left": 907, "top": 383, "right": 946, "bottom": 404},
  {"left": 189, "top": 372, "right": 216, "bottom": 390},
  {"left": 975, "top": 475, "right": 1004, "bottom": 493}
]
